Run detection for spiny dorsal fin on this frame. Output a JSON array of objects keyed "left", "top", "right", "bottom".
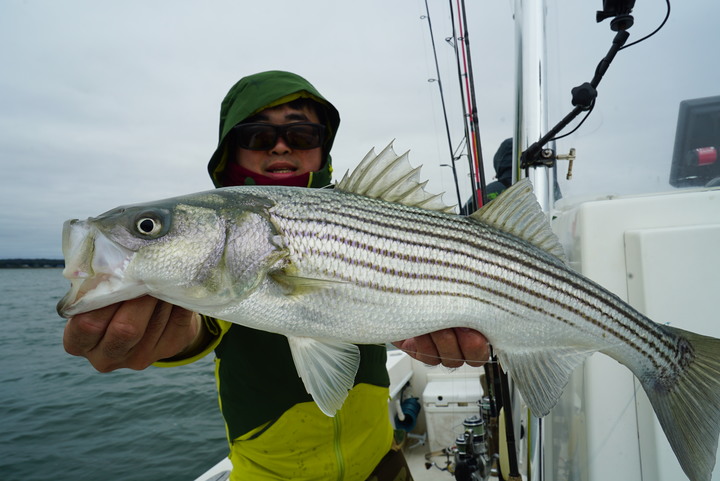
[
  {"left": 471, "top": 178, "right": 567, "bottom": 262},
  {"left": 336, "top": 142, "right": 455, "bottom": 213}
]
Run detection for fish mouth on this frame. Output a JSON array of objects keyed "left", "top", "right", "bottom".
[{"left": 57, "top": 219, "right": 146, "bottom": 318}]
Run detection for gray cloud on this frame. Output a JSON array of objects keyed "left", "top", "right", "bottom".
[{"left": 1, "top": 0, "right": 717, "bottom": 258}]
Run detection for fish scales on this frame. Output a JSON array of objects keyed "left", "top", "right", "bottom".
[
  {"left": 284, "top": 189, "right": 667, "bottom": 339},
  {"left": 57, "top": 145, "right": 720, "bottom": 481},
  {"left": 270, "top": 188, "right": 675, "bottom": 368}
]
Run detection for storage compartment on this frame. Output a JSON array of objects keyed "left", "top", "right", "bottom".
[{"left": 422, "top": 374, "right": 483, "bottom": 451}]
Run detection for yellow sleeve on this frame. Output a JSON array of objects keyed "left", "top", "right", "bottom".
[{"left": 153, "top": 316, "right": 231, "bottom": 368}]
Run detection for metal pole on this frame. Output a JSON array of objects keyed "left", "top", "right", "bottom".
[
  {"left": 513, "top": 0, "right": 555, "bottom": 215},
  {"left": 513, "top": 1, "right": 552, "bottom": 480}
]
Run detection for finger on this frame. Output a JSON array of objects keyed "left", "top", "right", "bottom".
[
  {"left": 413, "top": 334, "right": 444, "bottom": 365},
  {"left": 430, "top": 329, "right": 464, "bottom": 368},
  {"left": 143, "top": 305, "right": 199, "bottom": 362},
  {"left": 113, "top": 300, "right": 178, "bottom": 370},
  {"left": 394, "top": 336, "right": 442, "bottom": 366},
  {"left": 90, "top": 296, "right": 161, "bottom": 369},
  {"left": 63, "top": 302, "right": 122, "bottom": 356},
  {"left": 454, "top": 328, "right": 490, "bottom": 367}
]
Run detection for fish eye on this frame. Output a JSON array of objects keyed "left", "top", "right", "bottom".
[{"left": 135, "top": 216, "right": 162, "bottom": 236}]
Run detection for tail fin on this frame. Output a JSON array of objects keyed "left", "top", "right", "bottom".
[{"left": 642, "top": 326, "right": 720, "bottom": 481}]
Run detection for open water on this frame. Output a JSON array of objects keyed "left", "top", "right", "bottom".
[{"left": 0, "top": 268, "right": 228, "bottom": 481}]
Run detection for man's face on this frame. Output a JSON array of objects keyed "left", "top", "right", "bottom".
[{"left": 233, "top": 103, "right": 323, "bottom": 181}]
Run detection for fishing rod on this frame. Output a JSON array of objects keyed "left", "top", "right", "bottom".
[
  {"left": 444, "top": 0, "right": 488, "bottom": 212},
  {"left": 454, "top": 0, "right": 488, "bottom": 208},
  {"left": 425, "top": 3, "right": 509, "bottom": 480},
  {"left": 450, "top": 4, "right": 512, "bottom": 481},
  {"left": 446, "top": 1, "right": 478, "bottom": 213},
  {"left": 423, "top": 0, "right": 489, "bottom": 214},
  {"left": 422, "top": 0, "right": 464, "bottom": 210}
]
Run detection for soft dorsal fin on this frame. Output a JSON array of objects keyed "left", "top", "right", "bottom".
[
  {"left": 336, "top": 142, "right": 455, "bottom": 213},
  {"left": 471, "top": 178, "right": 567, "bottom": 262}
]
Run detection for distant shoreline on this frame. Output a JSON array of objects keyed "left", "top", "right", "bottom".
[{"left": 0, "top": 259, "right": 65, "bottom": 268}]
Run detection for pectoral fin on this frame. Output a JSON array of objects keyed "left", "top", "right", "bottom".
[
  {"left": 270, "top": 268, "right": 348, "bottom": 297},
  {"left": 497, "top": 346, "right": 595, "bottom": 417},
  {"left": 287, "top": 336, "right": 360, "bottom": 416}
]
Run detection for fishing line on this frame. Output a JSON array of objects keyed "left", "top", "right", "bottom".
[
  {"left": 392, "top": 345, "right": 604, "bottom": 365},
  {"left": 390, "top": 347, "right": 496, "bottom": 365},
  {"left": 582, "top": 377, "right": 643, "bottom": 478}
]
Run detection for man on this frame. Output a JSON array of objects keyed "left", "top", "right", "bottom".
[{"left": 63, "top": 70, "right": 489, "bottom": 480}]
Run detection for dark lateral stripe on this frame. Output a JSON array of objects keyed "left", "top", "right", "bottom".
[
  {"left": 275, "top": 205, "right": 676, "bottom": 362},
  {"left": 288, "top": 231, "right": 665, "bottom": 371},
  {"left": 282, "top": 210, "right": 669, "bottom": 360},
  {"left": 339, "top": 195, "right": 671, "bottom": 346},
  {"left": 318, "top": 199, "right": 671, "bottom": 346}
]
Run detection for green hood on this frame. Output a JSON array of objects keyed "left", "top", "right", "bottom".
[{"left": 207, "top": 70, "right": 341, "bottom": 188}]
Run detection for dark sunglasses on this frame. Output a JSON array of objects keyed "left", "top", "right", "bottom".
[{"left": 231, "top": 122, "right": 326, "bottom": 151}]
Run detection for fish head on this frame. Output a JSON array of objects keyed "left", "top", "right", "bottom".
[
  {"left": 57, "top": 214, "right": 143, "bottom": 318},
  {"left": 57, "top": 190, "right": 280, "bottom": 318}
]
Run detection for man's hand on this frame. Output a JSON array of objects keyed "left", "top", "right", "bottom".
[
  {"left": 392, "top": 328, "right": 489, "bottom": 368},
  {"left": 63, "top": 296, "right": 200, "bottom": 372}
]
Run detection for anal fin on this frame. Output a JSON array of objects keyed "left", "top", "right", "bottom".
[
  {"left": 287, "top": 336, "right": 360, "bottom": 416},
  {"left": 497, "top": 346, "right": 595, "bottom": 417}
]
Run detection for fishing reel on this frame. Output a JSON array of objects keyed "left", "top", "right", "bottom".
[{"left": 453, "top": 398, "right": 495, "bottom": 481}]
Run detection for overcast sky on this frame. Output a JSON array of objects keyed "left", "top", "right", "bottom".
[{"left": 1, "top": 0, "right": 718, "bottom": 258}]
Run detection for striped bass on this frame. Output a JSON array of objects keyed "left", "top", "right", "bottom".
[{"left": 57, "top": 144, "right": 720, "bottom": 481}]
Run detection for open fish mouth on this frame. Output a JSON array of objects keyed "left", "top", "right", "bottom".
[{"left": 57, "top": 219, "right": 144, "bottom": 317}]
